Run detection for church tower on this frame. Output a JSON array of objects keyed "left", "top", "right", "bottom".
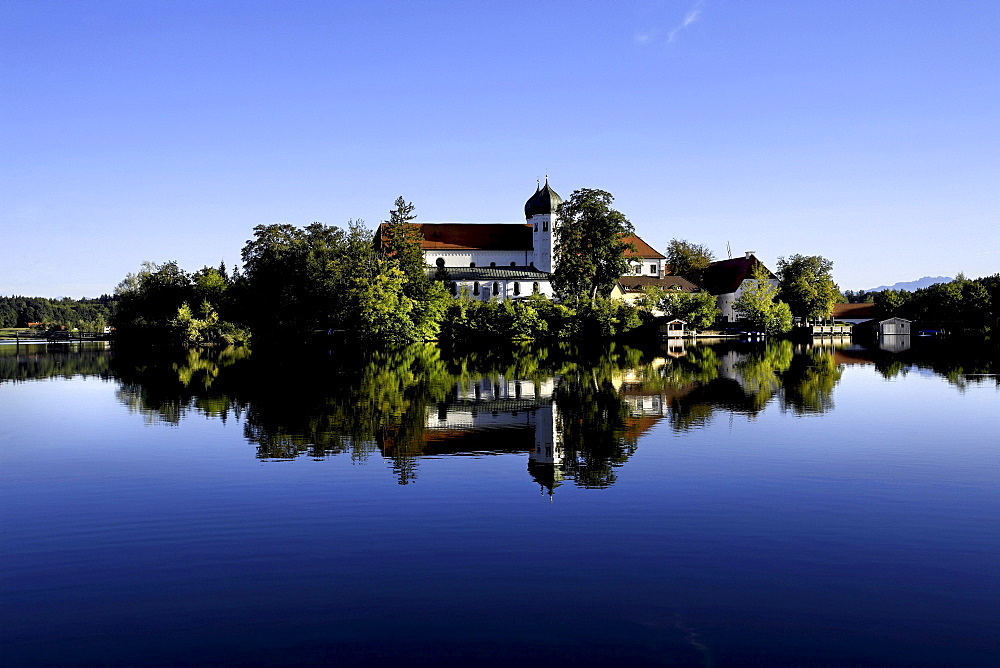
[{"left": 524, "top": 178, "right": 563, "bottom": 274}]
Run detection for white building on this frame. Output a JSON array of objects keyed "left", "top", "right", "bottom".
[
  {"left": 698, "top": 252, "right": 779, "bottom": 324},
  {"left": 376, "top": 180, "right": 665, "bottom": 302}
]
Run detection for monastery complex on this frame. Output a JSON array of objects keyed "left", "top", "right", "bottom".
[{"left": 377, "top": 179, "right": 773, "bottom": 324}]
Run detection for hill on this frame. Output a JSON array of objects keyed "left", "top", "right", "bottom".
[{"left": 864, "top": 276, "right": 953, "bottom": 293}]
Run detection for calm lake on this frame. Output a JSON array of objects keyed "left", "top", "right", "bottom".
[{"left": 2, "top": 338, "right": 997, "bottom": 667}]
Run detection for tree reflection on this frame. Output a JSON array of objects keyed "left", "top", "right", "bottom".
[
  {"left": 779, "top": 346, "right": 842, "bottom": 414},
  {"left": 554, "top": 345, "right": 641, "bottom": 489},
  {"left": 114, "top": 346, "right": 249, "bottom": 425},
  {"left": 0, "top": 343, "right": 111, "bottom": 384},
  {"left": 95, "top": 335, "right": 996, "bottom": 489}
]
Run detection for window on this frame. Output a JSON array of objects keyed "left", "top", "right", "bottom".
[
  {"left": 534, "top": 222, "right": 538, "bottom": 231},
  {"left": 436, "top": 258, "right": 445, "bottom": 268},
  {"left": 450, "top": 282, "right": 458, "bottom": 296},
  {"left": 490, "top": 262, "right": 496, "bottom": 267},
  {"left": 510, "top": 261, "right": 516, "bottom": 267},
  {"left": 529, "top": 261, "right": 534, "bottom": 267},
  {"left": 650, "top": 264, "right": 657, "bottom": 274},
  {"left": 514, "top": 282, "right": 520, "bottom": 296},
  {"left": 493, "top": 282, "right": 499, "bottom": 296},
  {"left": 470, "top": 262, "right": 475, "bottom": 268},
  {"left": 473, "top": 281, "right": 480, "bottom": 296},
  {"left": 532, "top": 282, "right": 539, "bottom": 294},
  {"left": 543, "top": 219, "right": 548, "bottom": 231}
]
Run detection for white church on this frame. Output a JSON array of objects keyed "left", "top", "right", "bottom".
[{"left": 376, "top": 179, "right": 667, "bottom": 301}]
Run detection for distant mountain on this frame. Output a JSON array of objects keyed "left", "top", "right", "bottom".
[{"left": 864, "top": 276, "right": 953, "bottom": 293}]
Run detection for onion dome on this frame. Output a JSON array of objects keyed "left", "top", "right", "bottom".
[{"left": 524, "top": 178, "right": 562, "bottom": 219}]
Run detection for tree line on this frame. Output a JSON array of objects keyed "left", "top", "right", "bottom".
[
  {"left": 873, "top": 274, "right": 998, "bottom": 330},
  {"left": 0, "top": 295, "right": 114, "bottom": 331}
]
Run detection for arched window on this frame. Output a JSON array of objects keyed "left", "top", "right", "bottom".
[
  {"left": 473, "top": 281, "right": 480, "bottom": 296},
  {"left": 510, "top": 261, "right": 516, "bottom": 267},
  {"left": 493, "top": 282, "right": 499, "bottom": 296},
  {"left": 436, "top": 258, "right": 445, "bottom": 268},
  {"left": 514, "top": 282, "right": 520, "bottom": 296},
  {"left": 529, "top": 261, "right": 534, "bottom": 267},
  {"left": 490, "top": 262, "right": 496, "bottom": 267},
  {"left": 469, "top": 262, "right": 475, "bottom": 268}
]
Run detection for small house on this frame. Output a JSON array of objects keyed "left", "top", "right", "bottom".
[
  {"left": 879, "top": 317, "right": 911, "bottom": 335},
  {"left": 658, "top": 319, "right": 687, "bottom": 338}
]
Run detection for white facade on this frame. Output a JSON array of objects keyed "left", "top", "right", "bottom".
[
  {"left": 426, "top": 250, "right": 535, "bottom": 269},
  {"left": 717, "top": 278, "right": 780, "bottom": 323},
  {"left": 629, "top": 258, "right": 664, "bottom": 277},
  {"left": 528, "top": 212, "right": 556, "bottom": 274}
]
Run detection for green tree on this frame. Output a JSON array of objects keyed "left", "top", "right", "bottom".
[
  {"left": 733, "top": 265, "right": 793, "bottom": 335},
  {"left": 665, "top": 239, "right": 715, "bottom": 281},
  {"left": 553, "top": 189, "right": 635, "bottom": 303},
  {"left": 381, "top": 197, "right": 428, "bottom": 289},
  {"left": 637, "top": 287, "right": 720, "bottom": 330},
  {"left": 776, "top": 254, "right": 839, "bottom": 321},
  {"left": 874, "top": 288, "right": 911, "bottom": 317}
]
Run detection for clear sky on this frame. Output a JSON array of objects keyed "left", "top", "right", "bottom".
[{"left": 2, "top": 0, "right": 997, "bottom": 297}]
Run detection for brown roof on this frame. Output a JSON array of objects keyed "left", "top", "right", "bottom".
[
  {"left": 832, "top": 303, "right": 878, "bottom": 320},
  {"left": 698, "top": 255, "right": 774, "bottom": 295},
  {"left": 407, "top": 223, "right": 533, "bottom": 251},
  {"left": 375, "top": 223, "right": 663, "bottom": 258},
  {"left": 623, "top": 235, "right": 665, "bottom": 259},
  {"left": 617, "top": 275, "right": 700, "bottom": 293}
]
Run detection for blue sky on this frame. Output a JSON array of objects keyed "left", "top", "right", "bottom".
[{"left": 2, "top": 0, "right": 997, "bottom": 297}]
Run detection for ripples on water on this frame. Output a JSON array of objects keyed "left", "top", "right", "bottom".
[{"left": 1, "top": 339, "right": 997, "bottom": 666}]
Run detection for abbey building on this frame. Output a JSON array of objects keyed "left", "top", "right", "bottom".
[{"left": 376, "top": 179, "right": 666, "bottom": 301}]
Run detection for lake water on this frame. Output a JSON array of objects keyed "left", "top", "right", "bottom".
[{"left": 2, "top": 338, "right": 998, "bottom": 666}]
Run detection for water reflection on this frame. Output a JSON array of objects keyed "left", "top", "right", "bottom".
[
  {"left": 103, "top": 341, "right": 849, "bottom": 488},
  {"left": 0, "top": 342, "right": 112, "bottom": 383},
  {"left": 5, "top": 336, "right": 995, "bottom": 489}
]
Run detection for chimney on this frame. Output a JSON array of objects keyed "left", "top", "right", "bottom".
[{"left": 745, "top": 251, "right": 756, "bottom": 259}]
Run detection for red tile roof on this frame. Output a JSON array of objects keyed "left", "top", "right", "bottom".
[
  {"left": 410, "top": 223, "right": 534, "bottom": 251},
  {"left": 623, "top": 235, "right": 665, "bottom": 259},
  {"left": 375, "top": 223, "right": 664, "bottom": 259}
]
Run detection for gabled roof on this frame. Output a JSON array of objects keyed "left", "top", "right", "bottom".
[
  {"left": 378, "top": 222, "right": 534, "bottom": 252},
  {"left": 617, "top": 275, "right": 699, "bottom": 293},
  {"left": 698, "top": 255, "right": 774, "bottom": 295},
  {"left": 623, "top": 235, "right": 665, "bottom": 259}
]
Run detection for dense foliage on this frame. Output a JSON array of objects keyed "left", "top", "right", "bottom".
[
  {"left": 113, "top": 261, "right": 249, "bottom": 346},
  {"left": 0, "top": 295, "right": 114, "bottom": 331},
  {"left": 873, "top": 274, "right": 997, "bottom": 331},
  {"left": 553, "top": 189, "right": 636, "bottom": 303},
  {"left": 776, "top": 254, "right": 840, "bottom": 320},
  {"left": 664, "top": 238, "right": 714, "bottom": 282},
  {"left": 733, "top": 265, "right": 794, "bottom": 335},
  {"left": 635, "top": 287, "right": 720, "bottom": 330}
]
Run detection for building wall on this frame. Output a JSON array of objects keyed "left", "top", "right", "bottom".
[
  {"left": 879, "top": 318, "right": 911, "bottom": 335},
  {"left": 448, "top": 278, "right": 555, "bottom": 301},
  {"left": 628, "top": 258, "right": 664, "bottom": 277},
  {"left": 528, "top": 213, "right": 555, "bottom": 273},
  {"left": 424, "top": 249, "right": 533, "bottom": 268}
]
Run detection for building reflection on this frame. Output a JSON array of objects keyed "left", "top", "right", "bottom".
[{"left": 413, "top": 376, "right": 567, "bottom": 496}]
